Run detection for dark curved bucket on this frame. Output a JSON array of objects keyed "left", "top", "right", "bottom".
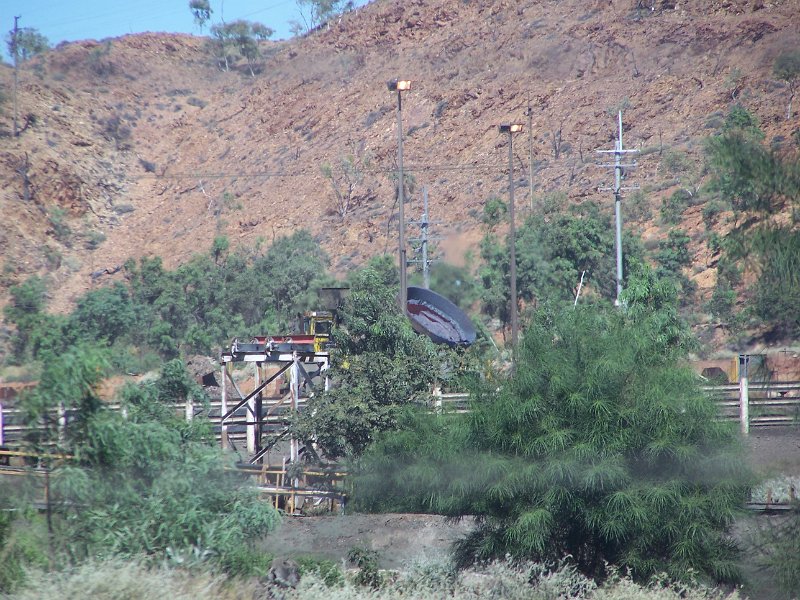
[{"left": 406, "top": 286, "right": 477, "bottom": 347}]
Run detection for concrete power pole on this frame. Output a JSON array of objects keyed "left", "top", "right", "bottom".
[
  {"left": 407, "top": 187, "right": 441, "bottom": 289},
  {"left": 597, "top": 111, "right": 638, "bottom": 306}
]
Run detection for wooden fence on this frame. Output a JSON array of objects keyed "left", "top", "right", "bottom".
[{"left": 1, "top": 383, "right": 798, "bottom": 450}]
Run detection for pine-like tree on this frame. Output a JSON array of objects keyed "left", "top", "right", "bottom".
[{"left": 354, "top": 287, "right": 750, "bottom": 583}]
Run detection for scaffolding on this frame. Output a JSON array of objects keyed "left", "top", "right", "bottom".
[{"left": 219, "top": 335, "right": 330, "bottom": 467}]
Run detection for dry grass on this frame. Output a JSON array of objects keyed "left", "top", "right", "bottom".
[{"left": 5, "top": 558, "right": 746, "bottom": 600}]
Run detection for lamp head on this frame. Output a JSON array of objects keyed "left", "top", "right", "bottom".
[
  {"left": 499, "top": 123, "right": 524, "bottom": 134},
  {"left": 387, "top": 79, "right": 412, "bottom": 92}
]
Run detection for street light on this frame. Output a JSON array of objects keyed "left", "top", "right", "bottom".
[
  {"left": 499, "top": 123, "right": 523, "bottom": 359},
  {"left": 388, "top": 79, "right": 412, "bottom": 312}
]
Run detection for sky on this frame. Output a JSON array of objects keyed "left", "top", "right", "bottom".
[{"left": 2, "top": 0, "right": 369, "bottom": 61}]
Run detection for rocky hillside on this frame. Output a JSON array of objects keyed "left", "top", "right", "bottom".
[{"left": 0, "top": 0, "right": 798, "bottom": 340}]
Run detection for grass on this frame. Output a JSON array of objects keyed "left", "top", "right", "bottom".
[{"left": 5, "top": 557, "right": 746, "bottom": 600}]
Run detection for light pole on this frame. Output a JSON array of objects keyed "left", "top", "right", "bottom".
[
  {"left": 388, "top": 79, "right": 411, "bottom": 312},
  {"left": 499, "top": 123, "right": 523, "bottom": 359}
]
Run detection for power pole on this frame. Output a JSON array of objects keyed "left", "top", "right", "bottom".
[
  {"left": 597, "top": 111, "right": 638, "bottom": 306},
  {"left": 526, "top": 97, "right": 534, "bottom": 211},
  {"left": 12, "top": 16, "right": 20, "bottom": 138},
  {"left": 407, "top": 187, "right": 441, "bottom": 289}
]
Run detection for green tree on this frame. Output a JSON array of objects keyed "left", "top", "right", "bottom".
[
  {"left": 42, "top": 361, "right": 278, "bottom": 572},
  {"left": 292, "top": 262, "right": 441, "bottom": 459},
  {"left": 69, "top": 283, "right": 137, "bottom": 346},
  {"left": 354, "top": 298, "right": 749, "bottom": 583},
  {"left": 6, "top": 27, "right": 49, "bottom": 63},
  {"left": 655, "top": 228, "right": 694, "bottom": 299},
  {"left": 480, "top": 201, "right": 644, "bottom": 327},
  {"left": 292, "top": 0, "right": 354, "bottom": 34},
  {"left": 773, "top": 49, "right": 800, "bottom": 120},
  {"left": 209, "top": 20, "right": 273, "bottom": 75},
  {"left": 21, "top": 344, "right": 111, "bottom": 450},
  {"left": 188, "top": 0, "right": 213, "bottom": 33},
  {"left": 705, "top": 106, "right": 800, "bottom": 335}
]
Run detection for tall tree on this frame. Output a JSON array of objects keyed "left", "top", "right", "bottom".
[
  {"left": 773, "top": 49, "right": 800, "bottom": 120},
  {"left": 188, "top": 0, "right": 213, "bottom": 33},
  {"left": 705, "top": 106, "right": 800, "bottom": 336},
  {"left": 292, "top": 259, "right": 442, "bottom": 459},
  {"left": 5, "top": 26, "right": 48, "bottom": 62},
  {"left": 292, "top": 0, "right": 354, "bottom": 34}
]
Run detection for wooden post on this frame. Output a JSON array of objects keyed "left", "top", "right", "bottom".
[
  {"left": 220, "top": 363, "right": 229, "bottom": 449},
  {"left": 57, "top": 402, "right": 66, "bottom": 444},
  {"left": 254, "top": 363, "right": 263, "bottom": 459},
  {"left": 739, "top": 354, "right": 750, "bottom": 436},
  {"left": 247, "top": 363, "right": 258, "bottom": 455},
  {"left": 290, "top": 353, "right": 300, "bottom": 487},
  {"left": 185, "top": 395, "right": 193, "bottom": 422}
]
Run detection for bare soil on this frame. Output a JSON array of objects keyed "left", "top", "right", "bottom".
[{"left": 259, "top": 513, "right": 474, "bottom": 570}]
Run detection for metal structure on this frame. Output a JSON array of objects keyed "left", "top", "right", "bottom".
[
  {"left": 220, "top": 334, "right": 330, "bottom": 466},
  {"left": 597, "top": 111, "right": 639, "bottom": 306},
  {"left": 499, "top": 123, "right": 524, "bottom": 356},
  {"left": 388, "top": 79, "right": 412, "bottom": 312}
]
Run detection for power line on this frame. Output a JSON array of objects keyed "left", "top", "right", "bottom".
[{"left": 0, "top": 161, "right": 515, "bottom": 184}]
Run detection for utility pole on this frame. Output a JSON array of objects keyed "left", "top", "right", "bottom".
[
  {"left": 388, "top": 79, "right": 411, "bottom": 311},
  {"left": 407, "top": 187, "right": 441, "bottom": 289},
  {"left": 597, "top": 111, "right": 638, "bottom": 306},
  {"left": 12, "top": 16, "right": 20, "bottom": 138},
  {"left": 420, "top": 188, "right": 431, "bottom": 288},
  {"left": 499, "top": 123, "right": 523, "bottom": 361},
  {"left": 526, "top": 97, "right": 534, "bottom": 211}
]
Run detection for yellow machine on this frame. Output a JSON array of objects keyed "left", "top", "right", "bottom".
[{"left": 301, "top": 310, "right": 335, "bottom": 353}]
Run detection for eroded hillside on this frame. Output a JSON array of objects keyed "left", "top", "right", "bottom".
[{"left": 1, "top": 0, "right": 798, "bottom": 345}]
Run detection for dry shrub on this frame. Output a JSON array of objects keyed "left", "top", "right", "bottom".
[
  {"left": 5, "top": 559, "right": 258, "bottom": 600},
  {"left": 7, "top": 558, "right": 744, "bottom": 600}
]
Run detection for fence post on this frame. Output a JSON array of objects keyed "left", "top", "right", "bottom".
[
  {"left": 220, "top": 363, "right": 228, "bottom": 449},
  {"left": 739, "top": 354, "right": 750, "bottom": 436},
  {"left": 247, "top": 363, "right": 258, "bottom": 455},
  {"left": 185, "top": 396, "right": 193, "bottom": 422},
  {"left": 57, "top": 402, "right": 66, "bottom": 443},
  {"left": 0, "top": 402, "right": 4, "bottom": 446}
]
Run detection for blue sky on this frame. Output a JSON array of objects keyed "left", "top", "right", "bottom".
[{"left": 2, "top": 0, "right": 369, "bottom": 61}]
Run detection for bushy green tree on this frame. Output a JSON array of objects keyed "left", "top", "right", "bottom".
[
  {"left": 773, "top": 49, "right": 800, "bottom": 120},
  {"left": 354, "top": 292, "right": 749, "bottom": 583},
  {"left": 292, "top": 261, "right": 441, "bottom": 458},
  {"left": 6, "top": 27, "right": 49, "bottom": 63},
  {"left": 18, "top": 359, "right": 279, "bottom": 573},
  {"left": 3, "top": 276, "right": 47, "bottom": 357},
  {"left": 70, "top": 283, "right": 136, "bottom": 345},
  {"left": 480, "top": 201, "right": 644, "bottom": 326},
  {"left": 705, "top": 105, "right": 800, "bottom": 335}
]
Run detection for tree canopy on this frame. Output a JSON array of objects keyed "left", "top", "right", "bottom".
[
  {"left": 6, "top": 27, "right": 49, "bottom": 63},
  {"left": 292, "top": 258, "right": 444, "bottom": 459},
  {"left": 353, "top": 291, "right": 749, "bottom": 583}
]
